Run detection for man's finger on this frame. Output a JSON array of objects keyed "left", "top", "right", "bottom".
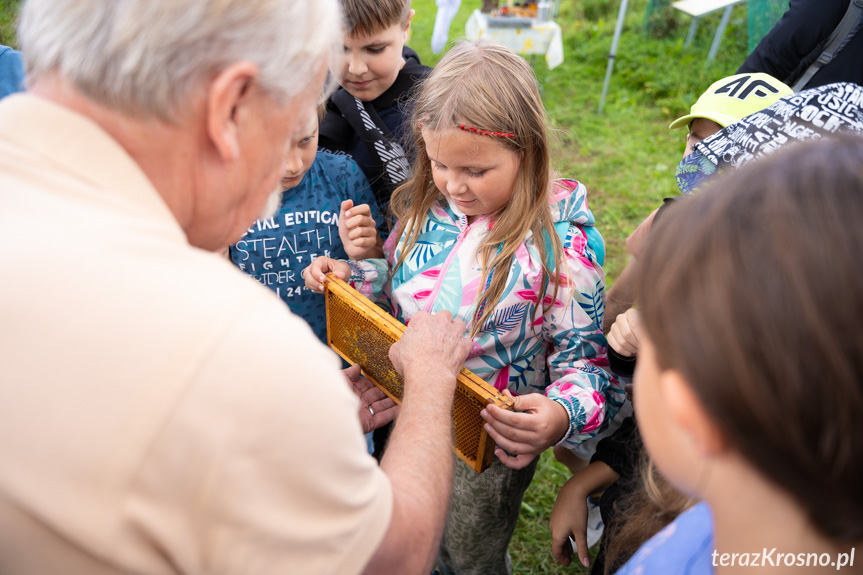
[
  {"left": 369, "top": 396, "right": 396, "bottom": 414},
  {"left": 361, "top": 384, "right": 389, "bottom": 405},
  {"left": 342, "top": 363, "right": 362, "bottom": 384},
  {"left": 371, "top": 402, "right": 399, "bottom": 429}
]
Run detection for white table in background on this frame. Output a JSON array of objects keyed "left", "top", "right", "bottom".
[
  {"left": 465, "top": 9, "right": 564, "bottom": 69},
  {"left": 672, "top": 0, "right": 750, "bottom": 61}
]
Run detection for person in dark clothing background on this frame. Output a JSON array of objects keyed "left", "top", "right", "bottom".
[{"left": 738, "top": 0, "right": 863, "bottom": 90}]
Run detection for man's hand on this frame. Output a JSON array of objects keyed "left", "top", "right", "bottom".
[
  {"left": 343, "top": 364, "right": 398, "bottom": 434},
  {"left": 389, "top": 311, "right": 472, "bottom": 395}
]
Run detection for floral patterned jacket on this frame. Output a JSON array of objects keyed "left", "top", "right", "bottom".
[{"left": 347, "top": 179, "right": 625, "bottom": 447}]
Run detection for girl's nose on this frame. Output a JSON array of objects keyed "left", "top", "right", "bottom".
[{"left": 446, "top": 175, "right": 466, "bottom": 195}]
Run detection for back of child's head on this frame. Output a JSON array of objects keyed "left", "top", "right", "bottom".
[
  {"left": 340, "top": 0, "right": 412, "bottom": 37},
  {"left": 392, "top": 39, "right": 560, "bottom": 336},
  {"left": 668, "top": 72, "right": 792, "bottom": 130},
  {"left": 638, "top": 134, "right": 863, "bottom": 541}
]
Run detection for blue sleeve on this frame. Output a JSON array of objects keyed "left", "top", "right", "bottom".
[{"left": 0, "top": 46, "right": 25, "bottom": 99}]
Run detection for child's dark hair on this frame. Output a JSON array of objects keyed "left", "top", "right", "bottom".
[
  {"left": 339, "top": 0, "right": 411, "bottom": 37},
  {"left": 639, "top": 134, "right": 863, "bottom": 541}
]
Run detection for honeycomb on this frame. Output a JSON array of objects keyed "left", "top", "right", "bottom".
[{"left": 324, "top": 273, "right": 514, "bottom": 473}]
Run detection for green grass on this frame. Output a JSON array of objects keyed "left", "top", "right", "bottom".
[
  {"left": 1, "top": 0, "right": 754, "bottom": 571},
  {"left": 0, "top": 0, "right": 18, "bottom": 46}
]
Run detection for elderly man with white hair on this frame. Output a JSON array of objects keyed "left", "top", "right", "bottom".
[{"left": 0, "top": 1, "right": 471, "bottom": 574}]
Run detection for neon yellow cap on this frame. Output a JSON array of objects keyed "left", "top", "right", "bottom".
[{"left": 669, "top": 73, "right": 793, "bottom": 130}]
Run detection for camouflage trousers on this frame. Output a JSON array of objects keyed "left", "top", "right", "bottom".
[{"left": 436, "top": 455, "right": 539, "bottom": 575}]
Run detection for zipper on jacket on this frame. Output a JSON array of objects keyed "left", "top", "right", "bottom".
[{"left": 422, "top": 213, "right": 491, "bottom": 314}]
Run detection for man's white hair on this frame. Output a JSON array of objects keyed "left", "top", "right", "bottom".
[{"left": 18, "top": 0, "right": 341, "bottom": 122}]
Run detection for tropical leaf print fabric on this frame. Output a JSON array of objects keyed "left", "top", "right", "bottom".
[{"left": 348, "top": 179, "right": 625, "bottom": 448}]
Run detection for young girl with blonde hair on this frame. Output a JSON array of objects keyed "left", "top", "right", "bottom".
[{"left": 305, "top": 40, "right": 625, "bottom": 574}]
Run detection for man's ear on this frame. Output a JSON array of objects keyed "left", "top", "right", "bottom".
[
  {"left": 661, "top": 370, "right": 727, "bottom": 458},
  {"left": 206, "top": 61, "right": 259, "bottom": 163}
]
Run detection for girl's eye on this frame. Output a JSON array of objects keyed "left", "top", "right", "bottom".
[
  {"left": 432, "top": 162, "right": 446, "bottom": 171},
  {"left": 467, "top": 169, "right": 487, "bottom": 177}
]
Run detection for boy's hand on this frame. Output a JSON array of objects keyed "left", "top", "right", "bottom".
[
  {"left": 549, "top": 461, "right": 619, "bottom": 568},
  {"left": 480, "top": 391, "right": 570, "bottom": 469},
  {"left": 607, "top": 308, "right": 643, "bottom": 357},
  {"left": 303, "top": 256, "right": 351, "bottom": 293},
  {"left": 339, "top": 199, "right": 383, "bottom": 259},
  {"left": 549, "top": 474, "right": 589, "bottom": 568}
]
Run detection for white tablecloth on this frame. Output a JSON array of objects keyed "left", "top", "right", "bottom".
[{"left": 465, "top": 9, "right": 564, "bottom": 69}]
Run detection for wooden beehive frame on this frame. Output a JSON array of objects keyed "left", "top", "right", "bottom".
[{"left": 323, "top": 273, "right": 513, "bottom": 473}]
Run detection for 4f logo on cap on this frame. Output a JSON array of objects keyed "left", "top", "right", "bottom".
[{"left": 714, "top": 75, "right": 780, "bottom": 100}]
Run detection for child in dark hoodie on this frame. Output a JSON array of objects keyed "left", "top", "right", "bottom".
[{"left": 318, "top": 0, "right": 431, "bottom": 217}]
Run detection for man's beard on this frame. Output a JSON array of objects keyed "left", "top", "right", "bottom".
[{"left": 258, "top": 184, "right": 282, "bottom": 221}]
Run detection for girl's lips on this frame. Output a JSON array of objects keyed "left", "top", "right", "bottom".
[{"left": 349, "top": 79, "right": 372, "bottom": 88}]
